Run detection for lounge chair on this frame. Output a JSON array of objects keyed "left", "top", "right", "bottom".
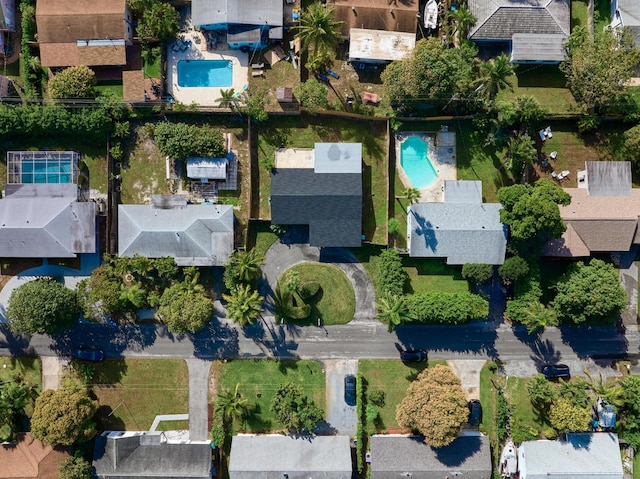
[
  {"left": 252, "top": 70, "right": 264, "bottom": 77},
  {"left": 252, "top": 63, "right": 265, "bottom": 69},
  {"left": 546, "top": 126, "right": 553, "bottom": 138},
  {"left": 561, "top": 170, "right": 570, "bottom": 178},
  {"left": 551, "top": 171, "right": 558, "bottom": 180},
  {"left": 550, "top": 151, "right": 557, "bottom": 160},
  {"left": 539, "top": 130, "right": 546, "bottom": 141}
]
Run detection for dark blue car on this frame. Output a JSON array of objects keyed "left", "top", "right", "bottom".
[
  {"left": 317, "top": 73, "right": 330, "bottom": 82},
  {"left": 75, "top": 348, "right": 105, "bottom": 362},
  {"left": 344, "top": 375, "right": 356, "bottom": 406},
  {"left": 326, "top": 69, "right": 340, "bottom": 79}
]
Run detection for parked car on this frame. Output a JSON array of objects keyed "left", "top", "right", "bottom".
[
  {"left": 468, "top": 400, "right": 482, "bottom": 426},
  {"left": 542, "top": 363, "right": 570, "bottom": 379},
  {"left": 317, "top": 73, "right": 330, "bottom": 82},
  {"left": 400, "top": 349, "right": 427, "bottom": 362},
  {"left": 344, "top": 374, "right": 356, "bottom": 406},
  {"left": 326, "top": 69, "right": 340, "bottom": 79},
  {"left": 75, "top": 348, "right": 104, "bottom": 362}
]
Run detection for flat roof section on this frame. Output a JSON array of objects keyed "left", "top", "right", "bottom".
[{"left": 349, "top": 28, "right": 416, "bottom": 63}]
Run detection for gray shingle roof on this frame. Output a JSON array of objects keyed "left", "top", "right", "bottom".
[
  {"left": 0, "top": 185, "right": 95, "bottom": 258},
  {"left": 586, "top": 161, "right": 632, "bottom": 197},
  {"left": 92, "top": 432, "right": 212, "bottom": 479},
  {"left": 444, "top": 180, "right": 482, "bottom": 204},
  {"left": 617, "top": 0, "right": 640, "bottom": 27},
  {"left": 118, "top": 204, "right": 234, "bottom": 266},
  {"left": 511, "top": 33, "right": 567, "bottom": 62},
  {"left": 370, "top": 435, "right": 492, "bottom": 479},
  {"left": 270, "top": 169, "right": 362, "bottom": 247},
  {"left": 519, "top": 433, "right": 623, "bottom": 479},
  {"left": 228, "top": 435, "right": 352, "bottom": 479},
  {"left": 192, "top": 0, "right": 283, "bottom": 28},
  {"left": 408, "top": 203, "right": 507, "bottom": 265}
]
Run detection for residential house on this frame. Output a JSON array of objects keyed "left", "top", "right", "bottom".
[
  {"left": 0, "top": 433, "right": 69, "bottom": 479},
  {"left": 228, "top": 434, "right": 352, "bottom": 479},
  {"left": 35, "top": 0, "right": 133, "bottom": 68},
  {"left": 118, "top": 196, "right": 234, "bottom": 266},
  {"left": 369, "top": 434, "right": 492, "bottom": 479},
  {"left": 348, "top": 28, "right": 416, "bottom": 64},
  {"left": 270, "top": 143, "right": 362, "bottom": 247},
  {"left": 518, "top": 433, "right": 623, "bottom": 479},
  {"left": 468, "top": 0, "right": 570, "bottom": 63},
  {"left": 0, "top": 0, "right": 15, "bottom": 54},
  {"left": 191, "top": 0, "right": 283, "bottom": 49},
  {"left": 611, "top": 0, "right": 640, "bottom": 47},
  {"left": 92, "top": 431, "right": 212, "bottom": 479},
  {"left": 543, "top": 161, "right": 640, "bottom": 257},
  {"left": 407, "top": 180, "right": 508, "bottom": 265},
  {"left": 327, "top": 0, "right": 418, "bottom": 38},
  {"left": 0, "top": 151, "right": 96, "bottom": 258}
]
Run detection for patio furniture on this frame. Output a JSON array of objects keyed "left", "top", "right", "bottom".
[
  {"left": 252, "top": 63, "right": 265, "bottom": 69},
  {"left": 546, "top": 126, "right": 553, "bottom": 138},
  {"left": 551, "top": 171, "right": 558, "bottom": 180},
  {"left": 541, "top": 160, "right": 550, "bottom": 169},
  {"left": 252, "top": 70, "right": 264, "bottom": 77},
  {"left": 561, "top": 169, "right": 570, "bottom": 178},
  {"left": 539, "top": 130, "right": 546, "bottom": 141},
  {"left": 550, "top": 151, "right": 557, "bottom": 160},
  {"left": 362, "top": 92, "right": 378, "bottom": 104}
]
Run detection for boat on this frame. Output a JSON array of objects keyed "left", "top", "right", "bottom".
[
  {"left": 500, "top": 440, "right": 518, "bottom": 478},
  {"left": 424, "top": 0, "right": 438, "bottom": 30}
]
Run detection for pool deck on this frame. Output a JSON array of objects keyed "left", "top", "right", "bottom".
[
  {"left": 396, "top": 131, "right": 457, "bottom": 202},
  {"left": 167, "top": 44, "right": 248, "bottom": 107}
]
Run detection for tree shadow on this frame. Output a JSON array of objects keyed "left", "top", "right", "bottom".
[
  {"left": 242, "top": 319, "right": 299, "bottom": 359},
  {"left": 94, "top": 404, "right": 126, "bottom": 431},
  {"left": 560, "top": 324, "right": 628, "bottom": 365},
  {"left": 0, "top": 325, "right": 33, "bottom": 356},
  {"left": 190, "top": 317, "right": 239, "bottom": 359},
  {"left": 433, "top": 435, "right": 483, "bottom": 467},
  {"left": 49, "top": 323, "right": 157, "bottom": 357}
]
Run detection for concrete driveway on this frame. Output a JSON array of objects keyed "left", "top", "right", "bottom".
[{"left": 322, "top": 359, "right": 358, "bottom": 437}]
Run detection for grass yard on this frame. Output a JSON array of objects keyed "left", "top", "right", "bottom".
[
  {"left": 502, "top": 376, "right": 551, "bottom": 443},
  {"left": 571, "top": 0, "right": 588, "bottom": 30},
  {"left": 91, "top": 359, "right": 189, "bottom": 432},
  {"left": 143, "top": 47, "right": 161, "bottom": 79},
  {"left": 213, "top": 359, "right": 325, "bottom": 433},
  {"left": 95, "top": 81, "right": 123, "bottom": 99},
  {"left": 404, "top": 258, "right": 469, "bottom": 295},
  {"left": 249, "top": 59, "right": 300, "bottom": 112},
  {"left": 0, "top": 357, "right": 42, "bottom": 390},
  {"left": 479, "top": 363, "right": 498, "bottom": 458},
  {"left": 281, "top": 262, "right": 355, "bottom": 325},
  {"left": 595, "top": 0, "right": 610, "bottom": 32},
  {"left": 247, "top": 221, "right": 279, "bottom": 256},
  {"left": 498, "top": 65, "right": 578, "bottom": 115},
  {"left": 359, "top": 360, "right": 443, "bottom": 431},
  {"left": 257, "top": 116, "right": 388, "bottom": 244}
]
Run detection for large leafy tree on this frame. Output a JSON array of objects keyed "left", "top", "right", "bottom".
[
  {"left": 548, "top": 398, "right": 591, "bottom": 433},
  {"left": 270, "top": 381, "right": 324, "bottom": 433},
  {"left": 396, "top": 365, "right": 468, "bottom": 448},
  {"left": 498, "top": 179, "right": 571, "bottom": 257},
  {"left": 296, "top": 2, "right": 342, "bottom": 60},
  {"left": 154, "top": 122, "right": 226, "bottom": 161},
  {"left": 7, "top": 279, "right": 79, "bottom": 336},
  {"left": 31, "top": 386, "right": 98, "bottom": 446},
  {"left": 560, "top": 26, "right": 640, "bottom": 114},
  {"left": 476, "top": 53, "right": 514, "bottom": 101},
  {"left": 293, "top": 79, "right": 329, "bottom": 111},
  {"left": 498, "top": 256, "right": 529, "bottom": 286},
  {"left": 222, "top": 284, "right": 264, "bottom": 326},
  {"left": 48, "top": 65, "right": 96, "bottom": 99},
  {"left": 381, "top": 38, "right": 477, "bottom": 105},
  {"left": 553, "top": 259, "right": 627, "bottom": 325},
  {"left": 155, "top": 283, "right": 213, "bottom": 333},
  {"left": 135, "top": 0, "right": 179, "bottom": 42},
  {"left": 623, "top": 124, "right": 640, "bottom": 164},
  {"left": 59, "top": 456, "right": 92, "bottom": 479}
]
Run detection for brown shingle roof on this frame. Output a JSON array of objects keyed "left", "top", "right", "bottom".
[
  {"left": 39, "top": 43, "right": 78, "bottom": 67},
  {"left": 0, "top": 433, "right": 69, "bottom": 479},
  {"left": 559, "top": 188, "right": 640, "bottom": 220},
  {"left": 570, "top": 219, "right": 637, "bottom": 252},
  {"left": 77, "top": 44, "right": 126, "bottom": 66},
  {"left": 542, "top": 223, "right": 591, "bottom": 257},
  {"left": 36, "top": 0, "right": 126, "bottom": 44},
  {"left": 327, "top": 0, "right": 418, "bottom": 36},
  {"left": 122, "top": 70, "right": 145, "bottom": 102}
]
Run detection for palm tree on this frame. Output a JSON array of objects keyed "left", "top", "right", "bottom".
[
  {"left": 296, "top": 2, "right": 343, "bottom": 58},
  {"left": 375, "top": 293, "right": 412, "bottom": 332},
  {"left": 216, "top": 88, "right": 238, "bottom": 110},
  {"left": 404, "top": 187, "right": 421, "bottom": 204},
  {"left": 233, "top": 248, "right": 265, "bottom": 284},
  {"left": 448, "top": 6, "right": 476, "bottom": 42},
  {"left": 522, "top": 302, "right": 558, "bottom": 334},
  {"left": 216, "top": 384, "right": 255, "bottom": 423},
  {"left": 222, "top": 284, "right": 264, "bottom": 326},
  {"left": 476, "top": 54, "right": 514, "bottom": 101},
  {"left": 583, "top": 370, "right": 624, "bottom": 408}
]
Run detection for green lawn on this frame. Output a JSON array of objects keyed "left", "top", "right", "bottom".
[
  {"left": 282, "top": 263, "right": 355, "bottom": 325},
  {"left": 91, "top": 359, "right": 189, "bottom": 431},
  {"left": 404, "top": 258, "right": 469, "bottom": 294},
  {"left": 479, "top": 362, "right": 498, "bottom": 458},
  {"left": 392, "top": 173, "right": 409, "bottom": 248},
  {"left": 503, "top": 376, "right": 550, "bottom": 443},
  {"left": 143, "top": 47, "right": 162, "bottom": 79},
  {"left": 95, "top": 81, "right": 123, "bottom": 99},
  {"left": 257, "top": 116, "right": 388, "bottom": 244},
  {"left": 595, "top": 0, "right": 610, "bottom": 32},
  {"left": 0, "top": 357, "right": 42, "bottom": 390},
  {"left": 359, "top": 360, "right": 444, "bottom": 431},
  {"left": 248, "top": 221, "right": 279, "bottom": 257},
  {"left": 213, "top": 359, "right": 325, "bottom": 433},
  {"left": 498, "top": 65, "right": 578, "bottom": 115},
  {"left": 571, "top": 0, "right": 588, "bottom": 30}
]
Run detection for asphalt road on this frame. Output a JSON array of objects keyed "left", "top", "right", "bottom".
[{"left": 0, "top": 318, "right": 636, "bottom": 372}]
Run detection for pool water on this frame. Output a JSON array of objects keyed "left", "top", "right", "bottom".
[
  {"left": 177, "top": 60, "right": 233, "bottom": 87},
  {"left": 21, "top": 159, "right": 72, "bottom": 183},
  {"left": 400, "top": 136, "right": 437, "bottom": 188}
]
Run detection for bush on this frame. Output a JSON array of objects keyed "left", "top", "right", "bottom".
[
  {"left": 299, "top": 281, "right": 321, "bottom": 299},
  {"left": 293, "top": 79, "right": 329, "bottom": 111},
  {"left": 48, "top": 66, "right": 96, "bottom": 99},
  {"left": 498, "top": 256, "right": 529, "bottom": 285},
  {"left": 154, "top": 122, "right": 226, "bottom": 161},
  {"left": 388, "top": 218, "right": 399, "bottom": 235},
  {"left": 377, "top": 249, "right": 407, "bottom": 296},
  {"left": 355, "top": 372, "right": 366, "bottom": 474},
  {"left": 405, "top": 292, "right": 489, "bottom": 324},
  {"left": 367, "top": 388, "right": 385, "bottom": 407},
  {"left": 461, "top": 263, "right": 493, "bottom": 284},
  {"left": 366, "top": 404, "right": 379, "bottom": 423}
]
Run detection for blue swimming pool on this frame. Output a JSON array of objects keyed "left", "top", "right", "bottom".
[
  {"left": 177, "top": 60, "right": 233, "bottom": 88},
  {"left": 400, "top": 135, "right": 437, "bottom": 188},
  {"left": 21, "top": 158, "right": 72, "bottom": 183}
]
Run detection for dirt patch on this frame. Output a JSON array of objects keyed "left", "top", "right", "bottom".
[{"left": 0, "top": 258, "right": 43, "bottom": 291}]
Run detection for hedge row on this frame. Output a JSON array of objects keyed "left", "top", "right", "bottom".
[
  {"left": 355, "top": 372, "right": 366, "bottom": 474},
  {"left": 405, "top": 292, "right": 489, "bottom": 324},
  {"left": 377, "top": 249, "right": 407, "bottom": 297},
  {"left": 504, "top": 265, "right": 542, "bottom": 324}
]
